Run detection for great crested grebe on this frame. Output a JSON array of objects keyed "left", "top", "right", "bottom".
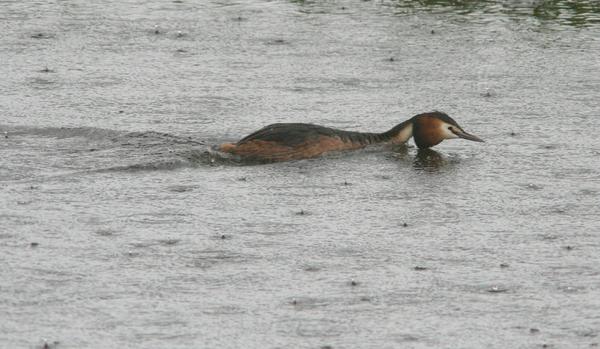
[{"left": 219, "top": 111, "right": 483, "bottom": 162}]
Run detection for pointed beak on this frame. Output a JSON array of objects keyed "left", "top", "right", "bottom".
[{"left": 453, "top": 129, "right": 484, "bottom": 142}]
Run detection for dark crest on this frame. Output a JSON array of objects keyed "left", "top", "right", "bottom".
[{"left": 417, "top": 111, "right": 460, "bottom": 128}]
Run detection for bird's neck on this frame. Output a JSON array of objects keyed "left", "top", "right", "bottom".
[
  {"left": 336, "top": 119, "right": 413, "bottom": 146},
  {"left": 378, "top": 119, "right": 413, "bottom": 144}
]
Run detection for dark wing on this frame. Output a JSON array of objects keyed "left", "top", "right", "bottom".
[{"left": 237, "top": 123, "right": 344, "bottom": 147}]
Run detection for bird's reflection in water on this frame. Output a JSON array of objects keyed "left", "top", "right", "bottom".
[
  {"left": 413, "top": 148, "right": 447, "bottom": 171},
  {"left": 388, "top": 146, "right": 450, "bottom": 172},
  {"left": 389, "top": 143, "right": 410, "bottom": 156}
]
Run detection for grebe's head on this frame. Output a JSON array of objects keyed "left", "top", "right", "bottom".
[{"left": 411, "top": 111, "right": 484, "bottom": 149}]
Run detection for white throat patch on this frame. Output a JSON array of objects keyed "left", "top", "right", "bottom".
[
  {"left": 441, "top": 122, "right": 459, "bottom": 139},
  {"left": 392, "top": 123, "right": 413, "bottom": 144}
]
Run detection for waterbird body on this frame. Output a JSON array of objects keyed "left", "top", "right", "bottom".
[{"left": 219, "top": 111, "right": 483, "bottom": 162}]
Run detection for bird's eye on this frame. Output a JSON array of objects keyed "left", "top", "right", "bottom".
[{"left": 448, "top": 126, "right": 453, "bottom": 130}]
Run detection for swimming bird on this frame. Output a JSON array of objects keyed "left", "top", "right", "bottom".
[{"left": 219, "top": 111, "right": 483, "bottom": 162}]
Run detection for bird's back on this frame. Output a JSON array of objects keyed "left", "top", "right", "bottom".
[{"left": 237, "top": 123, "right": 347, "bottom": 147}]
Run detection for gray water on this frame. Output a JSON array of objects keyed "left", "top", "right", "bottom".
[{"left": 1, "top": 1, "right": 600, "bottom": 348}]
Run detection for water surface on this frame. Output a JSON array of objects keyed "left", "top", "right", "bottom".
[{"left": 1, "top": 1, "right": 600, "bottom": 348}]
